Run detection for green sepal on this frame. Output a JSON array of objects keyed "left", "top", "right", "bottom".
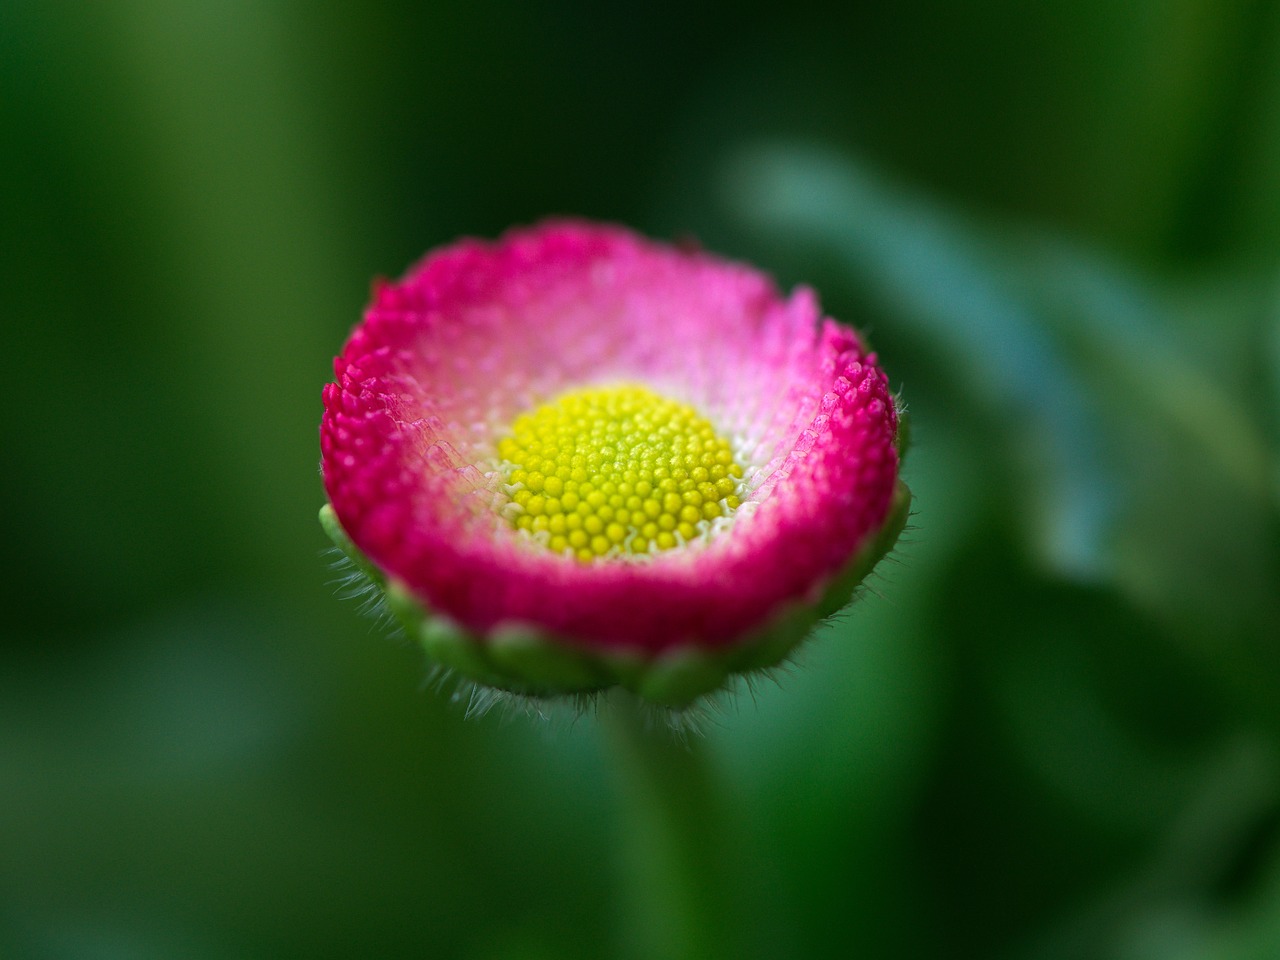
[
  {"left": 320, "top": 503, "right": 383, "bottom": 586},
  {"left": 894, "top": 406, "right": 912, "bottom": 462},
  {"left": 384, "top": 579, "right": 426, "bottom": 630},
  {"left": 816, "top": 479, "right": 912, "bottom": 619},
  {"left": 420, "top": 616, "right": 504, "bottom": 685},
  {"left": 636, "top": 648, "right": 725, "bottom": 706},
  {"left": 486, "top": 626, "right": 607, "bottom": 694},
  {"left": 731, "top": 598, "right": 820, "bottom": 673}
]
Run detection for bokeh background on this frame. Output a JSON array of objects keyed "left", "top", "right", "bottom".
[{"left": 4, "top": 2, "right": 1279, "bottom": 958}]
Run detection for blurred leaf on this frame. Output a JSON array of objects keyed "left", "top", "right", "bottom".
[
  {"left": 724, "top": 143, "right": 1127, "bottom": 581},
  {"left": 1024, "top": 734, "right": 1279, "bottom": 960}
]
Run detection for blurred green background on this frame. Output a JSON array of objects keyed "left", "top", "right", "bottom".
[{"left": 3, "top": 1, "right": 1279, "bottom": 958}]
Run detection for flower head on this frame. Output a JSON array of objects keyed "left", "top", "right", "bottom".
[{"left": 320, "top": 221, "right": 909, "bottom": 705}]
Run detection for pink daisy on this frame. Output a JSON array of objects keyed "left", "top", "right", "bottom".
[{"left": 320, "top": 221, "right": 909, "bottom": 705}]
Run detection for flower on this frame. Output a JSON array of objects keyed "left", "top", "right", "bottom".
[{"left": 320, "top": 220, "right": 909, "bottom": 706}]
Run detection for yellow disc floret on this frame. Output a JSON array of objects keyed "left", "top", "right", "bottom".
[{"left": 497, "top": 384, "right": 745, "bottom": 562}]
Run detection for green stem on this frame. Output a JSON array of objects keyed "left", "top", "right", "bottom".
[{"left": 600, "top": 691, "right": 732, "bottom": 960}]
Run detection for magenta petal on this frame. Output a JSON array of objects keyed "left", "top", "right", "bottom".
[{"left": 321, "top": 220, "right": 901, "bottom": 655}]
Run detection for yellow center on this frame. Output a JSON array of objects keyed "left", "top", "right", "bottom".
[{"left": 497, "top": 384, "right": 745, "bottom": 562}]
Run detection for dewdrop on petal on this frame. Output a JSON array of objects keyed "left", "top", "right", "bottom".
[{"left": 319, "top": 220, "right": 911, "bottom": 707}]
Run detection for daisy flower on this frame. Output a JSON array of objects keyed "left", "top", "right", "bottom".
[{"left": 320, "top": 220, "right": 909, "bottom": 706}]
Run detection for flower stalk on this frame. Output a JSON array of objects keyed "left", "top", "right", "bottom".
[{"left": 601, "top": 690, "right": 734, "bottom": 960}]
